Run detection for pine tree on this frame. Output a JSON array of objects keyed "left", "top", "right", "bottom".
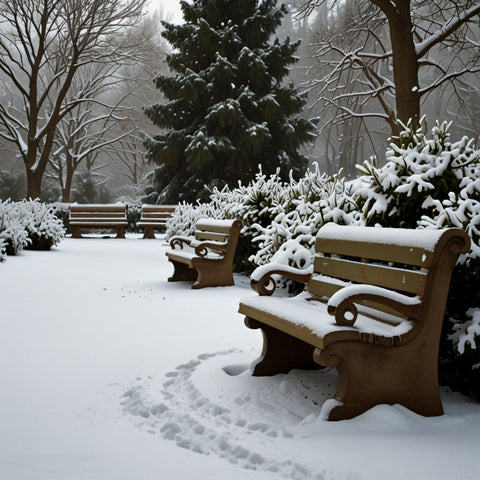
[{"left": 143, "top": 0, "right": 316, "bottom": 203}]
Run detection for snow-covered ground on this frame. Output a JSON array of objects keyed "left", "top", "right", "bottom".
[{"left": 1, "top": 235, "right": 479, "bottom": 480}]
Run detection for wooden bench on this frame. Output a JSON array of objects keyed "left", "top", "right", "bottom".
[
  {"left": 166, "top": 218, "right": 243, "bottom": 289},
  {"left": 137, "top": 204, "right": 176, "bottom": 239},
  {"left": 239, "top": 224, "right": 470, "bottom": 421},
  {"left": 69, "top": 204, "right": 128, "bottom": 238}
]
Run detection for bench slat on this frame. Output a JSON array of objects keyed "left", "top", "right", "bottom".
[
  {"left": 315, "top": 236, "right": 434, "bottom": 268},
  {"left": 313, "top": 254, "right": 427, "bottom": 295},
  {"left": 70, "top": 214, "right": 126, "bottom": 219},
  {"left": 70, "top": 205, "right": 125, "bottom": 213},
  {"left": 196, "top": 218, "right": 236, "bottom": 234},
  {"left": 195, "top": 231, "right": 229, "bottom": 242}
]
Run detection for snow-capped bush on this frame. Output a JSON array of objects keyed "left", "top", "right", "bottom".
[
  {"left": 0, "top": 238, "right": 6, "bottom": 262},
  {"left": 0, "top": 199, "right": 31, "bottom": 256},
  {"left": 249, "top": 166, "right": 358, "bottom": 268},
  {"left": 0, "top": 200, "right": 65, "bottom": 259},
  {"left": 24, "top": 200, "right": 65, "bottom": 250}
]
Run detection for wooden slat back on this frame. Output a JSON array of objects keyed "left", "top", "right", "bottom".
[
  {"left": 70, "top": 204, "right": 125, "bottom": 213},
  {"left": 312, "top": 254, "right": 427, "bottom": 295},
  {"left": 195, "top": 230, "right": 229, "bottom": 242},
  {"left": 307, "top": 225, "right": 438, "bottom": 303},
  {"left": 141, "top": 205, "right": 176, "bottom": 214},
  {"left": 315, "top": 236, "right": 435, "bottom": 267},
  {"left": 141, "top": 212, "right": 172, "bottom": 219},
  {"left": 70, "top": 212, "right": 125, "bottom": 219}
]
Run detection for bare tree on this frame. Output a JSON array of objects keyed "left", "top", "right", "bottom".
[
  {"left": 0, "top": 0, "right": 147, "bottom": 199},
  {"left": 47, "top": 65, "right": 136, "bottom": 202},
  {"left": 300, "top": 0, "right": 480, "bottom": 135}
]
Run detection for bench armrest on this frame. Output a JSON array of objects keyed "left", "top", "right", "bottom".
[
  {"left": 169, "top": 235, "right": 193, "bottom": 249},
  {"left": 250, "top": 263, "right": 313, "bottom": 296},
  {"left": 193, "top": 240, "right": 228, "bottom": 257},
  {"left": 327, "top": 285, "right": 423, "bottom": 327}
]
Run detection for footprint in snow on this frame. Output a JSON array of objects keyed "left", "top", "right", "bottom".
[{"left": 121, "top": 349, "right": 336, "bottom": 480}]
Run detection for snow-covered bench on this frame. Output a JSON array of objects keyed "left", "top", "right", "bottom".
[
  {"left": 166, "top": 218, "right": 243, "bottom": 289},
  {"left": 69, "top": 204, "right": 127, "bottom": 238},
  {"left": 137, "top": 204, "right": 176, "bottom": 238},
  {"left": 239, "top": 224, "right": 470, "bottom": 421}
]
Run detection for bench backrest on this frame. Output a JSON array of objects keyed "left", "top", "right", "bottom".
[
  {"left": 308, "top": 224, "right": 470, "bottom": 333},
  {"left": 193, "top": 218, "right": 243, "bottom": 258},
  {"left": 140, "top": 205, "right": 176, "bottom": 219},
  {"left": 69, "top": 204, "right": 126, "bottom": 221}
]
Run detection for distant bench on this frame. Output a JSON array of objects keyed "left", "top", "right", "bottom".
[
  {"left": 69, "top": 204, "right": 127, "bottom": 238},
  {"left": 137, "top": 205, "right": 176, "bottom": 239},
  {"left": 166, "top": 218, "right": 243, "bottom": 289},
  {"left": 239, "top": 224, "right": 470, "bottom": 421}
]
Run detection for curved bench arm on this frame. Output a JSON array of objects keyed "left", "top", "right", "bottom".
[
  {"left": 169, "top": 235, "right": 193, "bottom": 250},
  {"left": 193, "top": 240, "right": 228, "bottom": 257},
  {"left": 250, "top": 263, "right": 313, "bottom": 296},
  {"left": 327, "top": 285, "right": 423, "bottom": 327}
]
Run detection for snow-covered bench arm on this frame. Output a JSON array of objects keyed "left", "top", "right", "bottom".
[
  {"left": 250, "top": 263, "right": 314, "bottom": 296},
  {"left": 169, "top": 235, "right": 194, "bottom": 249},
  {"left": 327, "top": 284, "right": 423, "bottom": 327},
  {"left": 191, "top": 239, "right": 229, "bottom": 257}
]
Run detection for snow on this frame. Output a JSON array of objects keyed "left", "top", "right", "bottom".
[
  {"left": 319, "top": 222, "right": 444, "bottom": 251},
  {"left": 1, "top": 235, "right": 480, "bottom": 480}
]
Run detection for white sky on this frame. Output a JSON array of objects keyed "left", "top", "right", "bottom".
[{"left": 149, "top": 0, "right": 184, "bottom": 23}]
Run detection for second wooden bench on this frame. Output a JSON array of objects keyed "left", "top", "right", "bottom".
[
  {"left": 166, "top": 218, "right": 243, "bottom": 289},
  {"left": 137, "top": 205, "right": 176, "bottom": 238}
]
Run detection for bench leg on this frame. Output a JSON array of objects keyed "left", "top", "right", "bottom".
[
  {"left": 143, "top": 226, "right": 156, "bottom": 239},
  {"left": 167, "top": 259, "right": 198, "bottom": 283},
  {"left": 314, "top": 341, "right": 444, "bottom": 421},
  {"left": 71, "top": 226, "right": 82, "bottom": 238},
  {"left": 116, "top": 226, "right": 125, "bottom": 239},
  {"left": 245, "top": 318, "right": 320, "bottom": 375},
  {"left": 191, "top": 259, "right": 234, "bottom": 289}
]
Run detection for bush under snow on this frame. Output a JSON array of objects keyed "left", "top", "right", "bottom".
[{"left": 0, "top": 200, "right": 65, "bottom": 260}]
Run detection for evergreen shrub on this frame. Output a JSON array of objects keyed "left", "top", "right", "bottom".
[{"left": 126, "top": 204, "right": 142, "bottom": 233}]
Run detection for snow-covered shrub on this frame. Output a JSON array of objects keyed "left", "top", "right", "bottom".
[
  {"left": 0, "top": 199, "right": 30, "bottom": 255},
  {"left": 0, "top": 200, "right": 65, "bottom": 256},
  {"left": 20, "top": 200, "right": 65, "bottom": 250},
  {"left": 250, "top": 166, "right": 358, "bottom": 268},
  {"left": 165, "top": 201, "right": 220, "bottom": 238},
  {"left": 0, "top": 237, "right": 6, "bottom": 262}
]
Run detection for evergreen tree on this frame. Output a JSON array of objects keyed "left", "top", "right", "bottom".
[{"left": 144, "top": 0, "right": 316, "bottom": 203}]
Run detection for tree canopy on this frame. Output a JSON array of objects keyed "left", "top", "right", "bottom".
[{"left": 144, "top": 0, "right": 316, "bottom": 203}]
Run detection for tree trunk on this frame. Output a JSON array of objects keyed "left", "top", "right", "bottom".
[
  {"left": 388, "top": 2, "right": 420, "bottom": 132},
  {"left": 26, "top": 169, "right": 42, "bottom": 200}
]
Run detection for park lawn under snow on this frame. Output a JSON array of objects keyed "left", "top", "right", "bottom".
[{"left": 1, "top": 235, "right": 479, "bottom": 480}]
